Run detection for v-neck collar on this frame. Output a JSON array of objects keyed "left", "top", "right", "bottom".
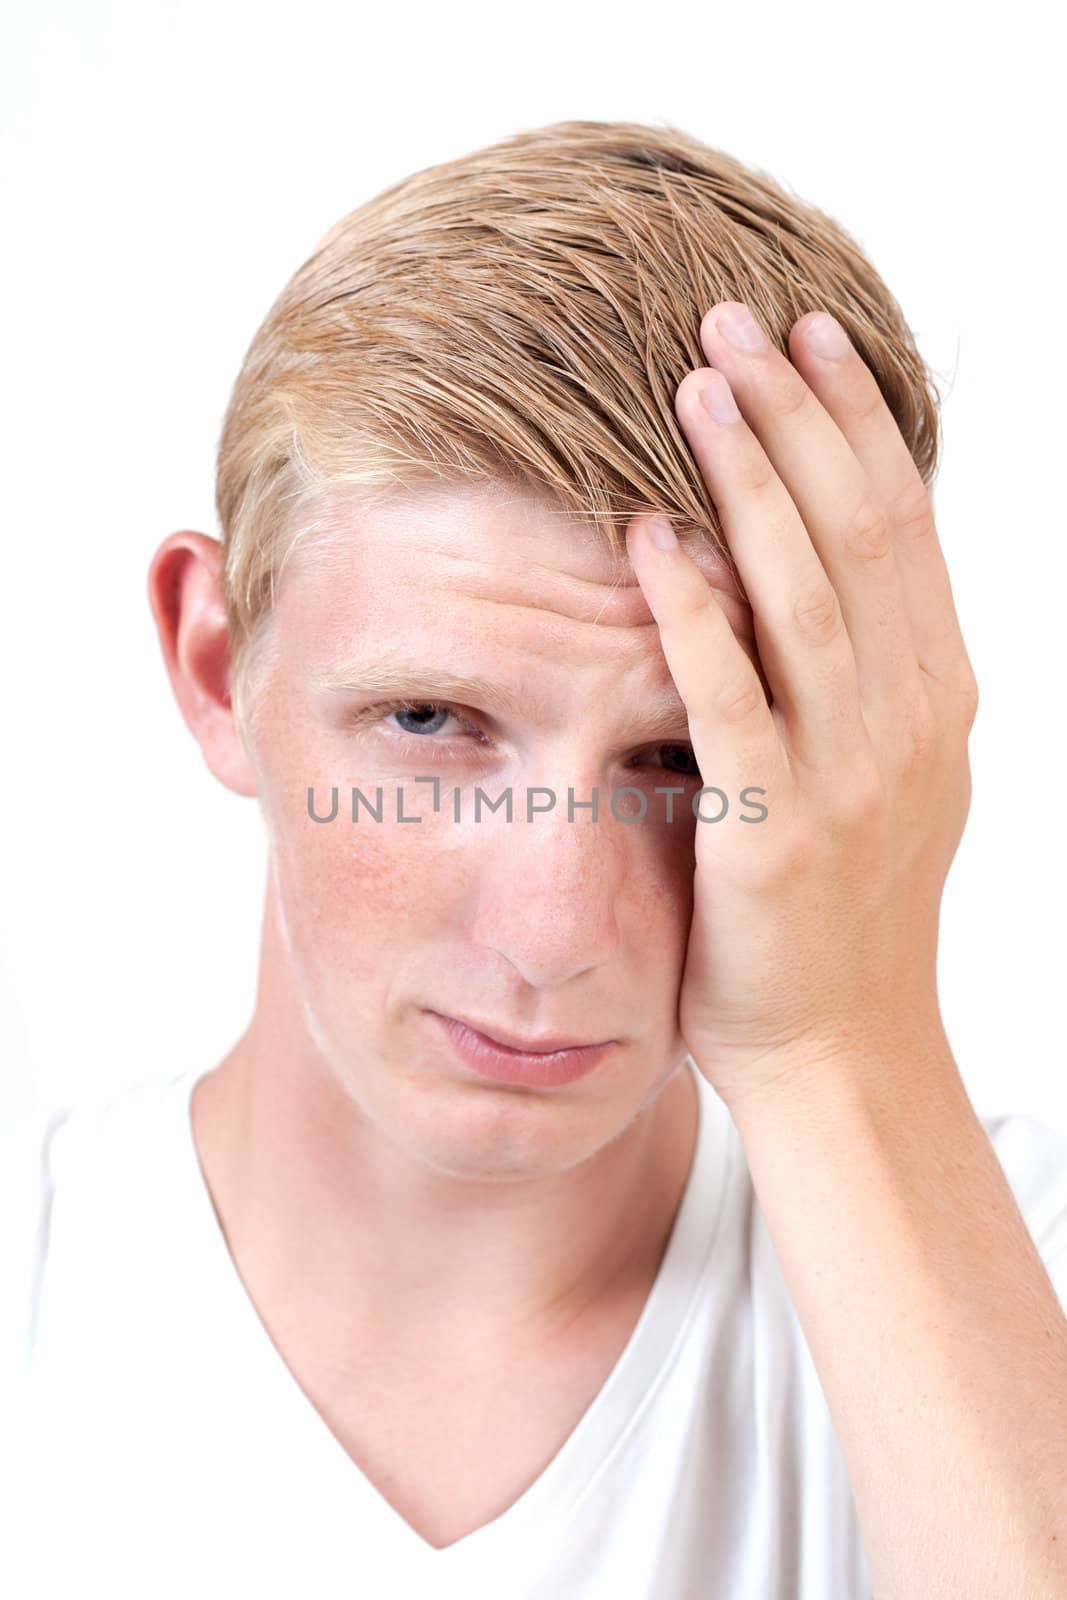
[{"left": 164, "top": 1057, "right": 731, "bottom": 1588}]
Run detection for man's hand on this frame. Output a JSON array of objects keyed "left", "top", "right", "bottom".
[
  {"left": 628, "top": 303, "right": 1067, "bottom": 1597},
  {"left": 625, "top": 300, "right": 978, "bottom": 1114}
]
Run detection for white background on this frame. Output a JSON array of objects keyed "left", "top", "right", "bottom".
[{"left": 1, "top": 0, "right": 1063, "bottom": 1128}]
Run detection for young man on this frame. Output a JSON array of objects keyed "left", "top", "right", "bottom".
[{"left": 3, "top": 120, "right": 1066, "bottom": 1598}]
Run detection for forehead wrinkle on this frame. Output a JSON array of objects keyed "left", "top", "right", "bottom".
[
  {"left": 408, "top": 544, "right": 638, "bottom": 624},
  {"left": 448, "top": 579, "right": 754, "bottom": 645},
  {"left": 289, "top": 501, "right": 749, "bottom": 633},
  {"left": 454, "top": 548, "right": 749, "bottom": 633},
  {"left": 464, "top": 587, "right": 648, "bottom": 631}
]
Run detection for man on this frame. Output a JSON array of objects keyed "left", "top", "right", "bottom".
[{"left": 3, "top": 119, "right": 1066, "bottom": 1598}]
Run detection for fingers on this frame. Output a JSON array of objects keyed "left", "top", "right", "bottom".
[
  {"left": 624, "top": 513, "right": 791, "bottom": 806},
  {"left": 671, "top": 364, "right": 870, "bottom": 773},
  {"left": 784, "top": 310, "right": 975, "bottom": 695},
  {"left": 692, "top": 305, "right": 926, "bottom": 726}
]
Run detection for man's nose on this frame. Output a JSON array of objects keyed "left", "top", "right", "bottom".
[{"left": 468, "top": 795, "right": 624, "bottom": 990}]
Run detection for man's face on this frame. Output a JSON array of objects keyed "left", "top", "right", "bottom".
[{"left": 247, "top": 480, "right": 756, "bottom": 1181}]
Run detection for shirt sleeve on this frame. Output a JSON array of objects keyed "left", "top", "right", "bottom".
[
  {"left": 980, "top": 1110, "right": 1067, "bottom": 1313},
  {"left": 0, "top": 1102, "right": 73, "bottom": 1381}
]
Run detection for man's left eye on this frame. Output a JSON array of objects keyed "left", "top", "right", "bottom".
[{"left": 655, "top": 743, "right": 702, "bottom": 778}]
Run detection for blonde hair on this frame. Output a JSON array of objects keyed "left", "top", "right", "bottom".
[{"left": 215, "top": 118, "right": 943, "bottom": 746}]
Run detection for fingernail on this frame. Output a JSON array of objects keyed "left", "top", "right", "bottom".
[
  {"left": 715, "top": 304, "right": 768, "bottom": 353},
  {"left": 699, "top": 372, "right": 741, "bottom": 425},
  {"left": 804, "top": 313, "right": 850, "bottom": 360},
  {"left": 646, "top": 515, "right": 677, "bottom": 551}
]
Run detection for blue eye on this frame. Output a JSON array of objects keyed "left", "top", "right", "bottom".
[
  {"left": 365, "top": 701, "right": 700, "bottom": 778},
  {"left": 389, "top": 702, "right": 456, "bottom": 737}
]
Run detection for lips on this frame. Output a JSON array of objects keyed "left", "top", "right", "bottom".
[
  {"left": 427, "top": 1010, "right": 616, "bottom": 1089},
  {"left": 431, "top": 1011, "right": 610, "bottom": 1055}
]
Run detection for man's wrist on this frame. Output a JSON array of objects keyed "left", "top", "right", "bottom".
[{"left": 720, "top": 1016, "right": 963, "bottom": 1141}]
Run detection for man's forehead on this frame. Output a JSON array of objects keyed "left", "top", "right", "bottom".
[{"left": 286, "top": 480, "right": 752, "bottom": 635}]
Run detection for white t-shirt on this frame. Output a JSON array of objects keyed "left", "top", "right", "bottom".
[{"left": 2, "top": 1059, "right": 1067, "bottom": 1599}]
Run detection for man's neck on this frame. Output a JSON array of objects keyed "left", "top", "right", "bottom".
[{"left": 189, "top": 1033, "right": 700, "bottom": 1364}]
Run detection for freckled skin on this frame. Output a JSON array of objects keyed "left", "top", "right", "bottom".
[
  {"left": 252, "top": 483, "right": 754, "bottom": 1178},
  {"left": 151, "top": 479, "right": 756, "bottom": 1342}
]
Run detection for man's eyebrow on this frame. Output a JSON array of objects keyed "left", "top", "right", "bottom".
[
  {"left": 308, "top": 663, "right": 527, "bottom": 717},
  {"left": 309, "top": 662, "right": 692, "bottom": 740}
]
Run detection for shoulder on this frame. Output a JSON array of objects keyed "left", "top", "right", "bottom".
[
  {"left": 0, "top": 1070, "right": 199, "bottom": 1379},
  {"left": 0, "top": 1072, "right": 169, "bottom": 1212},
  {"left": 0, "top": 1095, "right": 79, "bottom": 1389}
]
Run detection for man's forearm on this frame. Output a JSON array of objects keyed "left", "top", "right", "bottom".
[{"left": 729, "top": 1037, "right": 1067, "bottom": 1598}]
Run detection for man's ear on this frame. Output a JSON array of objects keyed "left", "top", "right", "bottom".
[{"left": 147, "top": 531, "right": 259, "bottom": 798}]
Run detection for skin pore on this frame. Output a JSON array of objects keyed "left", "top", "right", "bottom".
[{"left": 150, "top": 479, "right": 758, "bottom": 1475}]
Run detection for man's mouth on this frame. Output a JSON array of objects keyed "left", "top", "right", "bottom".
[
  {"left": 424, "top": 1009, "right": 618, "bottom": 1088},
  {"left": 435, "top": 1011, "right": 614, "bottom": 1054}
]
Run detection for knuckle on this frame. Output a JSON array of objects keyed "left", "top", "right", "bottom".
[
  {"left": 734, "top": 452, "right": 778, "bottom": 498},
  {"left": 898, "top": 699, "right": 938, "bottom": 775},
  {"left": 675, "top": 583, "right": 716, "bottom": 624},
  {"left": 848, "top": 381, "right": 888, "bottom": 430},
  {"left": 843, "top": 497, "right": 893, "bottom": 565},
  {"left": 890, "top": 482, "right": 935, "bottom": 545},
  {"left": 713, "top": 670, "right": 765, "bottom": 726},
  {"left": 836, "top": 766, "right": 886, "bottom": 828},
  {"left": 792, "top": 578, "right": 843, "bottom": 646},
  {"left": 953, "top": 664, "right": 980, "bottom": 727},
  {"left": 765, "top": 825, "right": 823, "bottom": 888},
  {"left": 750, "top": 826, "right": 806, "bottom": 889},
  {"left": 769, "top": 371, "right": 817, "bottom": 423}
]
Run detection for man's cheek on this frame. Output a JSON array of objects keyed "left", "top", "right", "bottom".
[
  {"left": 280, "top": 817, "right": 454, "bottom": 970},
  {"left": 624, "top": 841, "right": 697, "bottom": 978}
]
